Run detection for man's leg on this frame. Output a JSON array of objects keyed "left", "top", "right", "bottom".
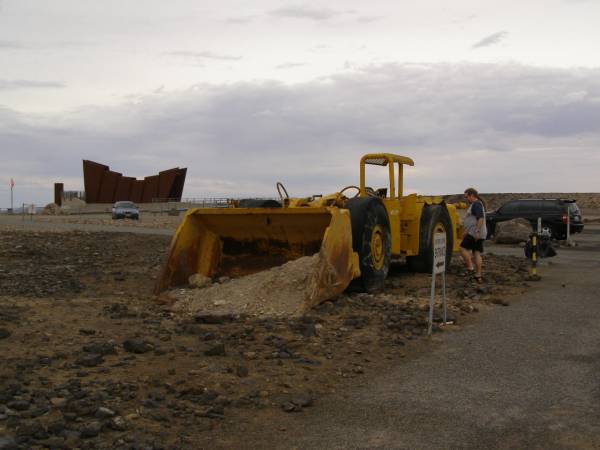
[
  {"left": 460, "top": 246, "right": 474, "bottom": 270},
  {"left": 473, "top": 251, "right": 482, "bottom": 277}
]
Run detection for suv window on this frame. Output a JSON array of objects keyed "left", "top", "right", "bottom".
[
  {"left": 499, "top": 201, "right": 519, "bottom": 214},
  {"left": 519, "top": 200, "right": 544, "bottom": 212},
  {"left": 534, "top": 200, "right": 562, "bottom": 212},
  {"left": 115, "top": 201, "right": 136, "bottom": 208},
  {"left": 543, "top": 200, "right": 563, "bottom": 212}
]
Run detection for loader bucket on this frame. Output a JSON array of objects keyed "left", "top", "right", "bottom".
[{"left": 155, "top": 207, "right": 360, "bottom": 297}]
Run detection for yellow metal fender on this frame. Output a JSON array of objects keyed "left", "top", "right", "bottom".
[
  {"left": 444, "top": 202, "right": 463, "bottom": 252},
  {"left": 155, "top": 206, "right": 360, "bottom": 296}
]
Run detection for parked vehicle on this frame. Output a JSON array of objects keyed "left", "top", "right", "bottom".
[
  {"left": 112, "top": 201, "right": 139, "bottom": 220},
  {"left": 486, "top": 199, "right": 583, "bottom": 240}
]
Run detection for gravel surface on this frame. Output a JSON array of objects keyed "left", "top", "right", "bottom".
[
  {"left": 0, "top": 224, "right": 531, "bottom": 449},
  {"left": 237, "top": 225, "right": 600, "bottom": 450},
  {"left": 0, "top": 214, "right": 176, "bottom": 235}
]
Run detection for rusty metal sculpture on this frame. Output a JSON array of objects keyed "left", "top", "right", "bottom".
[
  {"left": 54, "top": 183, "right": 64, "bottom": 206},
  {"left": 83, "top": 160, "right": 186, "bottom": 203}
]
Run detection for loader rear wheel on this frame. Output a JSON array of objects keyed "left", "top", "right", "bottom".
[
  {"left": 346, "top": 197, "right": 391, "bottom": 292},
  {"left": 407, "top": 204, "right": 453, "bottom": 273}
]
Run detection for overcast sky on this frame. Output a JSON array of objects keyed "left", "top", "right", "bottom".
[{"left": 1, "top": 0, "right": 599, "bottom": 207}]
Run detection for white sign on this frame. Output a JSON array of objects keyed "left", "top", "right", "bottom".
[
  {"left": 433, "top": 232, "right": 446, "bottom": 274},
  {"left": 428, "top": 231, "right": 449, "bottom": 336}
]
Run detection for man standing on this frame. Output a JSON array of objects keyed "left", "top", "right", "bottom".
[{"left": 460, "top": 187, "right": 487, "bottom": 282}]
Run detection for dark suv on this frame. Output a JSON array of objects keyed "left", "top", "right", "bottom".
[{"left": 486, "top": 199, "right": 584, "bottom": 240}]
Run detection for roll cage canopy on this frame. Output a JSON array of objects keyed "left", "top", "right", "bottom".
[
  {"left": 361, "top": 153, "right": 415, "bottom": 167},
  {"left": 359, "top": 153, "right": 415, "bottom": 199}
]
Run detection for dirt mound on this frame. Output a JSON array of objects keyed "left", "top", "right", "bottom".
[
  {"left": 61, "top": 197, "right": 86, "bottom": 211},
  {"left": 171, "top": 253, "right": 347, "bottom": 318},
  {"left": 493, "top": 218, "right": 532, "bottom": 244},
  {"left": 42, "top": 203, "right": 65, "bottom": 215}
]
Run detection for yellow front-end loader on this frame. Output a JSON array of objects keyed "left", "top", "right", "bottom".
[{"left": 156, "top": 153, "right": 462, "bottom": 298}]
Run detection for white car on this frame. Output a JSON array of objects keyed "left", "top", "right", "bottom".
[{"left": 112, "top": 201, "right": 139, "bottom": 220}]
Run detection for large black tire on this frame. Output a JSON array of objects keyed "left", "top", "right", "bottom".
[
  {"left": 346, "top": 197, "right": 391, "bottom": 292},
  {"left": 407, "top": 204, "right": 453, "bottom": 273},
  {"left": 553, "top": 227, "right": 566, "bottom": 240}
]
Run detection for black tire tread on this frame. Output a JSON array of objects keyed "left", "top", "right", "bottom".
[
  {"left": 407, "top": 204, "right": 453, "bottom": 273},
  {"left": 345, "top": 197, "right": 391, "bottom": 292}
]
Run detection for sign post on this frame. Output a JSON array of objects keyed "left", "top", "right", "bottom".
[
  {"left": 566, "top": 212, "right": 571, "bottom": 245},
  {"left": 428, "top": 232, "right": 448, "bottom": 336},
  {"left": 10, "top": 178, "right": 15, "bottom": 214}
]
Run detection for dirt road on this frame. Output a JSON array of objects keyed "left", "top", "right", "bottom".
[
  {"left": 239, "top": 225, "right": 600, "bottom": 449},
  {"left": 0, "top": 214, "right": 176, "bottom": 236}
]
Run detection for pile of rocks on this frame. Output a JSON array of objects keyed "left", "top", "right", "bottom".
[
  {"left": 173, "top": 253, "right": 348, "bottom": 319},
  {"left": 492, "top": 218, "right": 532, "bottom": 244},
  {"left": 42, "top": 203, "right": 65, "bottom": 215}
]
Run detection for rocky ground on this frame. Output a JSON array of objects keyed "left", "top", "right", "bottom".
[
  {"left": 0, "top": 229, "right": 530, "bottom": 449},
  {"left": 33, "top": 215, "right": 181, "bottom": 231}
]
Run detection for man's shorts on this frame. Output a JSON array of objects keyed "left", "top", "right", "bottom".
[{"left": 460, "top": 234, "right": 484, "bottom": 253}]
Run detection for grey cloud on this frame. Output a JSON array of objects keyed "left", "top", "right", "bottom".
[
  {"left": 0, "top": 40, "right": 27, "bottom": 49},
  {"left": 269, "top": 5, "right": 348, "bottom": 21},
  {"left": 355, "top": 16, "right": 382, "bottom": 24},
  {"left": 165, "top": 50, "right": 242, "bottom": 62},
  {"left": 0, "top": 80, "right": 65, "bottom": 90},
  {"left": 309, "top": 44, "right": 331, "bottom": 52},
  {"left": 276, "top": 62, "right": 307, "bottom": 69},
  {"left": 3, "top": 63, "right": 600, "bottom": 205},
  {"left": 0, "top": 40, "right": 93, "bottom": 51},
  {"left": 225, "top": 15, "right": 256, "bottom": 24},
  {"left": 472, "top": 31, "right": 509, "bottom": 48},
  {"left": 50, "top": 41, "right": 96, "bottom": 49},
  {"left": 452, "top": 14, "right": 477, "bottom": 25}
]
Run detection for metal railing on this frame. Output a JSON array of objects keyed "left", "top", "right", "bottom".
[
  {"left": 63, "top": 190, "right": 86, "bottom": 201},
  {"left": 151, "top": 197, "right": 233, "bottom": 207},
  {"left": 151, "top": 197, "right": 280, "bottom": 207},
  {"left": 21, "top": 203, "right": 38, "bottom": 220}
]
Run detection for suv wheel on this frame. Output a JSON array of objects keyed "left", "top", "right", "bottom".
[
  {"left": 554, "top": 228, "right": 567, "bottom": 240},
  {"left": 540, "top": 224, "right": 553, "bottom": 238}
]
